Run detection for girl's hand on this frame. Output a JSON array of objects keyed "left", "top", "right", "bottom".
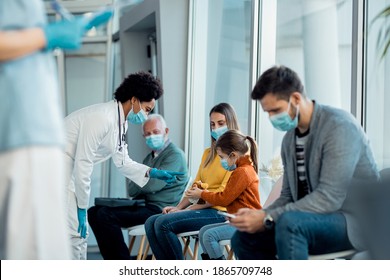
[{"left": 185, "top": 187, "right": 203, "bottom": 198}]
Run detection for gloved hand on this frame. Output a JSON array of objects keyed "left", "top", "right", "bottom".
[
  {"left": 149, "top": 168, "right": 185, "bottom": 184},
  {"left": 43, "top": 8, "right": 113, "bottom": 50},
  {"left": 43, "top": 18, "right": 86, "bottom": 50},
  {"left": 85, "top": 8, "right": 114, "bottom": 30},
  {"left": 77, "top": 207, "right": 87, "bottom": 239}
]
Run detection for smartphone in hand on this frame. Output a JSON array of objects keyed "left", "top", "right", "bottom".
[{"left": 217, "top": 211, "right": 237, "bottom": 219}]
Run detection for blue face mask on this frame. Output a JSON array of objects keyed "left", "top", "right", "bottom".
[
  {"left": 127, "top": 102, "right": 147, "bottom": 125},
  {"left": 269, "top": 100, "right": 299, "bottom": 131},
  {"left": 211, "top": 125, "right": 228, "bottom": 140},
  {"left": 145, "top": 134, "right": 165, "bottom": 150},
  {"left": 220, "top": 156, "right": 236, "bottom": 171}
]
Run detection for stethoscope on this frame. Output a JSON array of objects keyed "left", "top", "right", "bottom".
[{"left": 117, "top": 101, "right": 126, "bottom": 153}]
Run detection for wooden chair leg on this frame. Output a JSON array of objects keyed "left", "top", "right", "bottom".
[
  {"left": 128, "top": 236, "right": 136, "bottom": 254},
  {"left": 142, "top": 242, "right": 150, "bottom": 260},
  {"left": 192, "top": 239, "right": 199, "bottom": 260},
  {"left": 182, "top": 237, "right": 194, "bottom": 259},
  {"left": 137, "top": 235, "right": 146, "bottom": 260},
  {"left": 226, "top": 245, "right": 235, "bottom": 260}
]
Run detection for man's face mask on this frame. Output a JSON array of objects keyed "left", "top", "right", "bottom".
[
  {"left": 211, "top": 125, "right": 228, "bottom": 140},
  {"left": 145, "top": 134, "right": 165, "bottom": 150},
  {"left": 269, "top": 99, "right": 299, "bottom": 131},
  {"left": 127, "top": 101, "right": 147, "bottom": 125}
]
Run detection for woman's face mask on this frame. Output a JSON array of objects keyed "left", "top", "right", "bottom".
[
  {"left": 145, "top": 134, "right": 165, "bottom": 150},
  {"left": 211, "top": 125, "right": 228, "bottom": 140},
  {"left": 127, "top": 101, "right": 147, "bottom": 124},
  {"left": 269, "top": 99, "right": 299, "bottom": 131}
]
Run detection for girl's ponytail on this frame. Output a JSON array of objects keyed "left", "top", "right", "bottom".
[{"left": 246, "top": 136, "right": 258, "bottom": 172}]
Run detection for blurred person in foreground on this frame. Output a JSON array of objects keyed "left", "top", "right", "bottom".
[{"left": 0, "top": 0, "right": 112, "bottom": 259}]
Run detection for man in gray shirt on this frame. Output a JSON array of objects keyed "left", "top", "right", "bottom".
[{"left": 230, "top": 65, "right": 379, "bottom": 259}]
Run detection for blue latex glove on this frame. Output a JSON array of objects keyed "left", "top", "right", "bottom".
[
  {"left": 149, "top": 168, "right": 185, "bottom": 184},
  {"left": 77, "top": 207, "right": 87, "bottom": 239},
  {"left": 85, "top": 8, "right": 114, "bottom": 30},
  {"left": 43, "top": 18, "right": 86, "bottom": 50},
  {"left": 43, "top": 9, "right": 113, "bottom": 50}
]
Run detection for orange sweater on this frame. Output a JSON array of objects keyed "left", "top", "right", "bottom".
[
  {"left": 192, "top": 148, "right": 232, "bottom": 211},
  {"left": 201, "top": 155, "right": 262, "bottom": 214}
]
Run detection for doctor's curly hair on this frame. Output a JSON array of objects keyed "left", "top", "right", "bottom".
[{"left": 114, "top": 71, "right": 163, "bottom": 103}]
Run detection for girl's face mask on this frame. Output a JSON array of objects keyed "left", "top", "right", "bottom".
[{"left": 220, "top": 153, "right": 237, "bottom": 171}]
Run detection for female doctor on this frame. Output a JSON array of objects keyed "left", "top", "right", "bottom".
[{"left": 64, "top": 71, "right": 181, "bottom": 259}]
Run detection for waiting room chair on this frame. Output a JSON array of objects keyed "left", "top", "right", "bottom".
[
  {"left": 177, "top": 230, "right": 200, "bottom": 260},
  {"left": 128, "top": 224, "right": 151, "bottom": 260},
  {"left": 128, "top": 226, "right": 200, "bottom": 260},
  {"left": 126, "top": 176, "right": 193, "bottom": 260},
  {"left": 218, "top": 239, "right": 235, "bottom": 260}
]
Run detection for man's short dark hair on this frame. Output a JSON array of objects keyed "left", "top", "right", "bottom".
[
  {"left": 114, "top": 71, "right": 163, "bottom": 103},
  {"left": 251, "top": 65, "right": 304, "bottom": 101}
]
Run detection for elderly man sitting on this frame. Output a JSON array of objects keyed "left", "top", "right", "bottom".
[{"left": 88, "top": 114, "right": 188, "bottom": 259}]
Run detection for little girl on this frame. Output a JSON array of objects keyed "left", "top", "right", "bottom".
[{"left": 186, "top": 130, "right": 262, "bottom": 259}]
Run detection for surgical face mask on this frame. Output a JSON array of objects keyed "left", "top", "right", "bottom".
[
  {"left": 211, "top": 125, "right": 228, "bottom": 140},
  {"left": 127, "top": 102, "right": 147, "bottom": 124},
  {"left": 220, "top": 155, "right": 237, "bottom": 171},
  {"left": 269, "top": 100, "right": 299, "bottom": 131},
  {"left": 145, "top": 134, "right": 165, "bottom": 150}
]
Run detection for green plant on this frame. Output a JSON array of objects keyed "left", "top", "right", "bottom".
[{"left": 372, "top": 5, "right": 390, "bottom": 59}]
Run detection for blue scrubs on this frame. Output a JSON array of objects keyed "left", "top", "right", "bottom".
[
  {"left": 0, "top": 0, "right": 69, "bottom": 259},
  {"left": 0, "top": 0, "right": 64, "bottom": 151}
]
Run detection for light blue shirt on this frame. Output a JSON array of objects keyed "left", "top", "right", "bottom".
[{"left": 0, "top": 0, "right": 64, "bottom": 151}]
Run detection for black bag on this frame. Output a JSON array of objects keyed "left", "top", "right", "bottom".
[{"left": 94, "top": 197, "right": 145, "bottom": 207}]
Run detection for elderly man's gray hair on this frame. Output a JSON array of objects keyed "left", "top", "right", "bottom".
[{"left": 142, "top": 114, "right": 167, "bottom": 130}]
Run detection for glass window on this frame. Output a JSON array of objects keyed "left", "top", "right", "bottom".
[
  {"left": 259, "top": 0, "right": 354, "bottom": 159},
  {"left": 275, "top": 0, "right": 352, "bottom": 111},
  {"left": 365, "top": 1, "right": 390, "bottom": 170},
  {"left": 187, "top": 0, "right": 253, "bottom": 177},
  {"left": 202, "top": 0, "right": 252, "bottom": 135},
  {"left": 257, "top": 0, "right": 354, "bottom": 202}
]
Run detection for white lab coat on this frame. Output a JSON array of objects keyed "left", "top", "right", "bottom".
[
  {"left": 64, "top": 100, "right": 150, "bottom": 259},
  {"left": 65, "top": 99, "right": 150, "bottom": 208}
]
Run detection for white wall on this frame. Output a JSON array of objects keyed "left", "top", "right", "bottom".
[{"left": 120, "top": 0, "right": 189, "bottom": 159}]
